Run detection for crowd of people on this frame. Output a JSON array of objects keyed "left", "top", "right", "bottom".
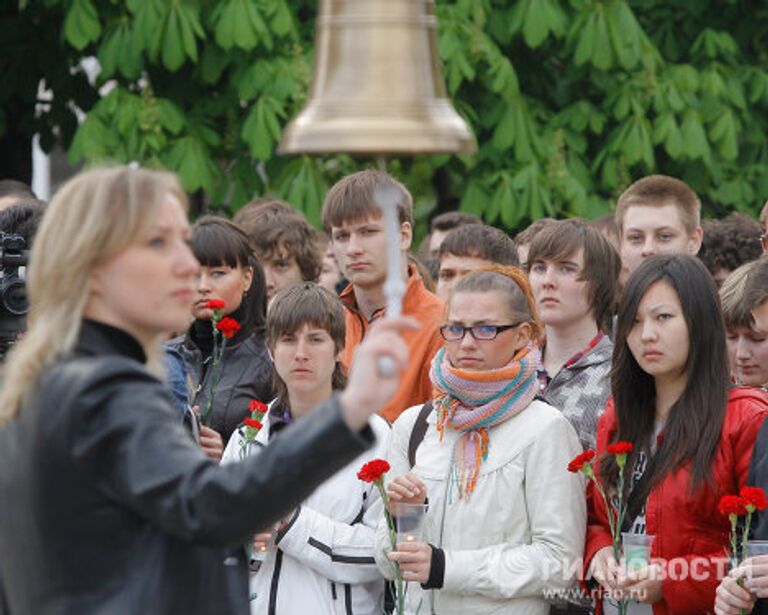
[{"left": 1, "top": 167, "right": 768, "bottom": 614}]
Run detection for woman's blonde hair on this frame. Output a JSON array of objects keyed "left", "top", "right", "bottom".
[{"left": 0, "top": 166, "right": 188, "bottom": 425}]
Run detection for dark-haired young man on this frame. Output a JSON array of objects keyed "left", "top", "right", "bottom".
[
  {"left": 435, "top": 224, "right": 518, "bottom": 301},
  {"left": 425, "top": 211, "right": 482, "bottom": 258},
  {"left": 323, "top": 170, "right": 443, "bottom": 423},
  {"left": 233, "top": 199, "right": 322, "bottom": 300},
  {"left": 527, "top": 219, "right": 620, "bottom": 451}
]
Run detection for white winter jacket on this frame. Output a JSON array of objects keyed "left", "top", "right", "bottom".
[
  {"left": 222, "top": 401, "right": 390, "bottom": 615},
  {"left": 374, "top": 399, "right": 587, "bottom": 614}
]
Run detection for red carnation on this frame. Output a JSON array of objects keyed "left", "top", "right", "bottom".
[
  {"left": 249, "top": 400, "right": 268, "bottom": 415},
  {"left": 357, "top": 459, "right": 391, "bottom": 483},
  {"left": 607, "top": 442, "right": 633, "bottom": 456},
  {"left": 206, "top": 299, "right": 226, "bottom": 311},
  {"left": 719, "top": 495, "right": 748, "bottom": 518},
  {"left": 567, "top": 449, "right": 595, "bottom": 473},
  {"left": 740, "top": 486, "right": 768, "bottom": 512},
  {"left": 216, "top": 317, "right": 241, "bottom": 339},
  {"left": 244, "top": 417, "right": 263, "bottom": 430}
]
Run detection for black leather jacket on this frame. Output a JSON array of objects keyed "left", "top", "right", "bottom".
[
  {"left": 166, "top": 326, "right": 273, "bottom": 443},
  {"left": 0, "top": 321, "right": 374, "bottom": 614}
]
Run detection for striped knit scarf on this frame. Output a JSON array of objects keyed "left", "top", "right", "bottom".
[{"left": 430, "top": 345, "right": 539, "bottom": 500}]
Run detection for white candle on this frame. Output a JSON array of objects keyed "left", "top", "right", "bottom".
[{"left": 373, "top": 183, "right": 406, "bottom": 376}]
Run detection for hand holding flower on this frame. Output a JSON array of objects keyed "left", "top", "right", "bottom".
[
  {"left": 589, "top": 545, "right": 622, "bottom": 593},
  {"left": 715, "top": 575, "right": 756, "bottom": 615},
  {"left": 715, "top": 486, "right": 768, "bottom": 615},
  {"left": 616, "top": 561, "right": 663, "bottom": 604},
  {"left": 387, "top": 473, "right": 427, "bottom": 505},
  {"left": 734, "top": 554, "right": 768, "bottom": 598},
  {"left": 388, "top": 541, "right": 432, "bottom": 584}
]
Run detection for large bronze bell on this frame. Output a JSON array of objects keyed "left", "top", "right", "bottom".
[{"left": 278, "top": 0, "right": 476, "bottom": 156}]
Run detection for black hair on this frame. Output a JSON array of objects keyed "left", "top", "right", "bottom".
[
  {"left": 439, "top": 224, "right": 519, "bottom": 267},
  {"left": 190, "top": 215, "right": 267, "bottom": 333},
  {"left": 430, "top": 211, "right": 482, "bottom": 233},
  {"left": 0, "top": 180, "right": 36, "bottom": 201},
  {"left": 0, "top": 200, "right": 46, "bottom": 245},
  {"left": 603, "top": 254, "right": 729, "bottom": 501},
  {"left": 698, "top": 214, "right": 762, "bottom": 280}
]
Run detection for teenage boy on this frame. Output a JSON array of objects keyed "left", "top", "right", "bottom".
[
  {"left": 527, "top": 219, "right": 621, "bottom": 451},
  {"left": 435, "top": 224, "right": 519, "bottom": 301},
  {"left": 425, "top": 211, "right": 482, "bottom": 258},
  {"left": 615, "top": 175, "right": 703, "bottom": 278},
  {"left": 233, "top": 199, "right": 322, "bottom": 300},
  {"left": 514, "top": 218, "right": 556, "bottom": 269},
  {"left": 323, "top": 170, "right": 444, "bottom": 423}
]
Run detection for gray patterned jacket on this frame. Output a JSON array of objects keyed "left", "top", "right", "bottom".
[{"left": 540, "top": 335, "right": 613, "bottom": 451}]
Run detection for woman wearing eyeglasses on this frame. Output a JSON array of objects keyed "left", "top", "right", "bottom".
[{"left": 373, "top": 266, "right": 587, "bottom": 614}]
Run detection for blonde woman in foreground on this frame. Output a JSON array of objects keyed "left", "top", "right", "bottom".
[{"left": 0, "top": 166, "right": 415, "bottom": 615}]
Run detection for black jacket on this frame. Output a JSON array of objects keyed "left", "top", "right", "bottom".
[
  {"left": 167, "top": 326, "right": 273, "bottom": 443},
  {"left": 0, "top": 321, "right": 374, "bottom": 614},
  {"left": 748, "top": 417, "right": 768, "bottom": 615}
]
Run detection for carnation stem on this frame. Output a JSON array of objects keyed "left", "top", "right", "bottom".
[
  {"left": 589, "top": 463, "right": 628, "bottom": 615},
  {"left": 377, "top": 481, "right": 405, "bottom": 615},
  {"left": 201, "top": 331, "right": 228, "bottom": 426}
]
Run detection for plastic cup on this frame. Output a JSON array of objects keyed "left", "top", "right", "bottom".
[
  {"left": 622, "top": 532, "right": 655, "bottom": 570},
  {"left": 747, "top": 540, "right": 768, "bottom": 558},
  {"left": 250, "top": 526, "right": 278, "bottom": 563},
  {"left": 391, "top": 502, "right": 428, "bottom": 544}
]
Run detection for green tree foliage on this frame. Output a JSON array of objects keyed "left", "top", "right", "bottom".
[{"left": 7, "top": 0, "right": 768, "bottom": 230}]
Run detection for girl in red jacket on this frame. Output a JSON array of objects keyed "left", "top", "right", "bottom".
[{"left": 585, "top": 254, "right": 768, "bottom": 615}]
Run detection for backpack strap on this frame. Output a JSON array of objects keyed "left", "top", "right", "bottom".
[{"left": 408, "top": 400, "right": 433, "bottom": 469}]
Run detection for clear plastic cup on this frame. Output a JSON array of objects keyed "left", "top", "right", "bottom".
[
  {"left": 250, "top": 526, "right": 278, "bottom": 564},
  {"left": 391, "top": 502, "right": 428, "bottom": 544},
  {"left": 622, "top": 532, "right": 655, "bottom": 570},
  {"left": 747, "top": 540, "right": 768, "bottom": 558}
]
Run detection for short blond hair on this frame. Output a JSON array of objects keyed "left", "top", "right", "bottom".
[
  {"left": 0, "top": 166, "right": 187, "bottom": 424},
  {"left": 615, "top": 175, "right": 701, "bottom": 234}
]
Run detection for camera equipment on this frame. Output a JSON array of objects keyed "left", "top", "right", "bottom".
[{"left": 0, "top": 232, "right": 29, "bottom": 359}]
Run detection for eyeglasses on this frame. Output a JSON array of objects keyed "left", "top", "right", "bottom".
[{"left": 439, "top": 321, "right": 525, "bottom": 342}]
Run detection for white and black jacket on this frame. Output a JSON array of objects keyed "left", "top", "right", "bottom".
[{"left": 222, "top": 400, "right": 390, "bottom": 615}]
